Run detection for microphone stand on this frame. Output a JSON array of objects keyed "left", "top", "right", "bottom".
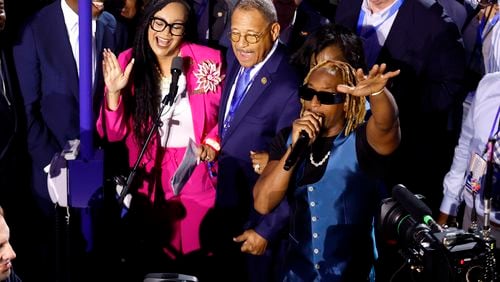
[
  {"left": 469, "top": 189, "right": 479, "bottom": 233},
  {"left": 481, "top": 137, "right": 496, "bottom": 238},
  {"left": 116, "top": 91, "right": 174, "bottom": 206}
]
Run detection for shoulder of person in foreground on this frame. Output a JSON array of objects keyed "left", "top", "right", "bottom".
[{"left": 181, "top": 42, "right": 223, "bottom": 61}]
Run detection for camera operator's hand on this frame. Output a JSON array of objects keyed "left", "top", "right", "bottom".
[{"left": 437, "top": 212, "right": 458, "bottom": 228}]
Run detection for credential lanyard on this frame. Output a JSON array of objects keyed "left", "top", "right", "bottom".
[
  {"left": 479, "top": 13, "right": 499, "bottom": 43},
  {"left": 488, "top": 106, "right": 500, "bottom": 139}
]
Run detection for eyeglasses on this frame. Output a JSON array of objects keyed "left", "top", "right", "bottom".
[
  {"left": 299, "top": 86, "right": 345, "bottom": 105},
  {"left": 228, "top": 25, "right": 271, "bottom": 44},
  {"left": 150, "top": 17, "right": 185, "bottom": 36}
]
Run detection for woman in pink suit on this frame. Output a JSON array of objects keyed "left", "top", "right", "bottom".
[{"left": 97, "top": 0, "right": 224, "bottom": 277}]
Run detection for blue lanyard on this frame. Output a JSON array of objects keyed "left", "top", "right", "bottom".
[
  {"left": 489, "top": 106, "right": 500, "bottom": 138},
  {"left": 356, "top": 0, "right": 404, "bottom": 38},
  {"left": 478, "top": 13, "right": 499, "bottom": 44}
]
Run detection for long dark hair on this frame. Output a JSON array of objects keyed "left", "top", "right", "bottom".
[{"left": 127, "top": 0, "right": 195, "bottom": 147}]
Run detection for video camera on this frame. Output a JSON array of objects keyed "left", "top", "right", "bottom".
[{"left": 379, "top": 185, "right": 497, "bottom": 281}]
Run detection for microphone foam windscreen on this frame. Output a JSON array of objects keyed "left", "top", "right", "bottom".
[{"left": 171, "top": 56, "right": 183, "bottom": 72}]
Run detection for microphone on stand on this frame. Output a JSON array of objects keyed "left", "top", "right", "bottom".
[
  {"left": 118, "top": 56, "right": 183, "bottom": 207},
  {"left": 163, "top": 56, "right": 183, "bottom": 106},
  {"left": 284, "top": 130, "right": 310, "bottom": 171}
]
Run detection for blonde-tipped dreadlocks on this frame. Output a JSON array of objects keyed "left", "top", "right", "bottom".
[{"left": 303, "top": 60, "right": 366, "bottom": 136}]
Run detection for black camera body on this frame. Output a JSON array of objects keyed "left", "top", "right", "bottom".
[{"left": 379, "top": 196, "right": 497, "bottom": 281}]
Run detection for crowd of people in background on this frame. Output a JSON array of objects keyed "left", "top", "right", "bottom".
[{"left": 0, "top": 0, "right": 499, "bottom": 281}]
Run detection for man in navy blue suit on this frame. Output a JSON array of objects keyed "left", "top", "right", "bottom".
[
  {"left": 12, "top": 0, "right": 115, "bottom": 280},
  {"left": 212, "top": 0, "right": 301, "bottom": 281}
]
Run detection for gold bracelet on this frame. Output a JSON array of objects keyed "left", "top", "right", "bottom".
[{"left": 371, "top": 88, "right": 385, "bottom": 96}]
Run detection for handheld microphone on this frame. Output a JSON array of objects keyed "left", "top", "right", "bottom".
[
  {"left": 284, "top": 130, "right": 310, "bottom": 171},
  {"left": 392, "top": 184, "right": 443, "bottom": 233},
  {"left": 163, "top": 56, "right": 183, "bottom": 106}
]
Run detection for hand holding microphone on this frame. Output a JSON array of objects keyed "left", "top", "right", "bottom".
[{"left": 283, "top": 111, "right": 323, "bottom": 170}]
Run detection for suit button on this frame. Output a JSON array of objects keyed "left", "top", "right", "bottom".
[
  {"left": 312, "top": 216, "right": 318, "bottom": 222},
  {"left": 315, "top": 264, "right": 320, "bottom": 270},
  {"left": 313, "top": 248, "right": 319, "bottom": 254},
  {"left": 313, "top": 232, "right": 318, "bottom": 239},
  {"left": 308, "top": 186, "right": 314, "bottom": 192},
  {"left": 310, "top": 202, "right": 316, "bottom": 207}
]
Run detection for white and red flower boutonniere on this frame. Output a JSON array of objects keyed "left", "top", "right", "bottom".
[{"left": 194, "top": 60, "right": 225, "bottom": 93}]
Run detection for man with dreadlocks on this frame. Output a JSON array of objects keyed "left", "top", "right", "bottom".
[{"left": 253, "top": 60, "right": 400, "bottom": 281}]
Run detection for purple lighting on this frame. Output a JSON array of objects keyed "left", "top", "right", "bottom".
[{"left": 78, "top": 0, "right": 93, "bottom": 160}]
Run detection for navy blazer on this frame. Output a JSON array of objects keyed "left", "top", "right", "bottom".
[
  {"left": 13, "top": 0, "right": 115, "bottom": 202},
  {"left": 335, "top": 0, "right": 466, "bottom": 214},
  {"left": 335, "top": 0, "right": 465, "bottom": 127},
  {"left": 217, "top": 43, "right": 301, "bottom": 242}
]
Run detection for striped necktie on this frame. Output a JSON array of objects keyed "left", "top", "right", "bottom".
[{"left": 222, "top": 67, "right": 252, "bottom": 138}]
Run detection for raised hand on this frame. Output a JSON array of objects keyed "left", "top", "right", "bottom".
[
  {"left": 102, "top": 49, "right": 134, "bottom": 110},
  {"left": 337, "top": 63, "right": 400, "bottom": 97}
]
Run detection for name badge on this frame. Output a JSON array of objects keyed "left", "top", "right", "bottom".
[{"left": 465, "top": 153, "right": 487, "bottom": 194}]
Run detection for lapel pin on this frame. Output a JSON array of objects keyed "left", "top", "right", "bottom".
[{"left": 261, "top": 77, "right": 267, "bottom": 85}]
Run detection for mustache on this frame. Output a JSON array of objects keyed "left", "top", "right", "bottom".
[{"left": 235, "top": 48, "right": 253, "bottom": 53}]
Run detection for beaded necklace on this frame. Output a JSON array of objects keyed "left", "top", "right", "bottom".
[{"left": 309, "top": 150, "right": 331, "bottom": 167}]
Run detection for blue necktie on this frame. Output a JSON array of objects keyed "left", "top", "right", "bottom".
[{"left": 222, "top": 67, "right": 252, "bottom": 138}]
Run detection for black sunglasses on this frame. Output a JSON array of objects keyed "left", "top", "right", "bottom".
[{"left": 299, "top": 86, "right": 345, "bottom": 105}]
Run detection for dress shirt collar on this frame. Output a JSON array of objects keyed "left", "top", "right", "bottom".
[
  {"left": 61, "top": 0, "right": 97, "bottom": 37},
  {"left": 62, "top": 0, "right": 78, "bottom": 34},
  {"left": 362, "top": 0, "right": 400, "bottom": 16},
  {"left": 240, "top": 39, "right": 279, "bottom": 79}
]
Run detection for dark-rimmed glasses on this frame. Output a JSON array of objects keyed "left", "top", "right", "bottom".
[
  {"left": 228, "top": 25, "right": 271, "bottom": 44},
  {"left": 299, "top": 85, "right": 345, "bottom": 105},
  {"left": 150, "top": 17, "right": 185, "bottom": 36}
]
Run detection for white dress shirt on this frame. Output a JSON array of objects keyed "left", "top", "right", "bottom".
[
  {"left": 440, "top": 72, "right": 500, "bottom": 223},
  {"left": 158, "top": 73, "right": 195, "bottom": 148},
  {"left": 224, "top": 39, "right": 279, "bottom": 119},
  {"left": 61, "top": 0, "right": 97, "bottom": 83},
  {"left": 359, "top": 0, "right": 401, "bottom": 67}
]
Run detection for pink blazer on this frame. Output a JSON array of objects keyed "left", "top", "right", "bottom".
[
  {"left": 97, "top": 42, "right": 224, "bottom": 175},
  {"left": 97, "top": 43, "right": 224, "bottom": 255}
]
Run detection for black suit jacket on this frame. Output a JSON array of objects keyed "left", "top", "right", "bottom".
[
  {"left": 335, "top": 0, "right": 466, "bottom": 211},
  {"left": 336, "top": 0, "right": 465, "bottom": 120}
]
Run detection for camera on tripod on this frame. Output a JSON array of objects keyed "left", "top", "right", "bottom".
[{"left": 379, "top": 185, "right": 497, "bottom": 281}]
